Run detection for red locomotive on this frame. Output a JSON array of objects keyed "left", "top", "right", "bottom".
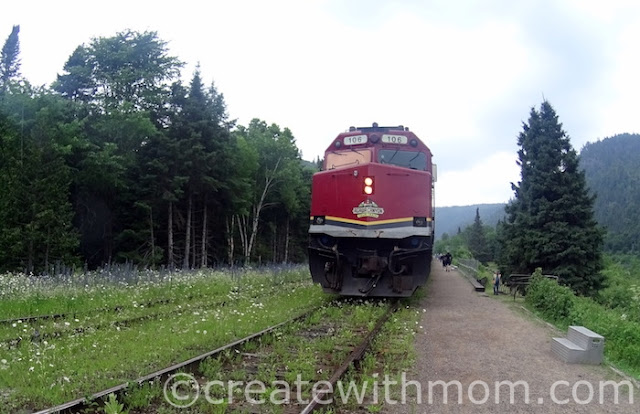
[{"left": 309, "top": 123, "right": 436, "bottom": 297}]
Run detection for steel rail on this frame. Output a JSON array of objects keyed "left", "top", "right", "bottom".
[
  {"left": 298, "top": 300, "right": 398, "bottom": 414},
  {"left": 33, "top": 305, "right": 323, "bottom": 414}
]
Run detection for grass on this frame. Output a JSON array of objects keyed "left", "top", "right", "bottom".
[
  {"left": 106, "top": 296, "right": 420, "bottom": 413},
  {"left": 0, "top": 266, "right": 331, "bottom": 413},
  {"left": 492, "top": 267, "right": 640, "bottom": 381}
]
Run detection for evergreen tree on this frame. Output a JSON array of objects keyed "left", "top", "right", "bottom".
[
  {"left": 0, "top": 25, "right": 21, "bottom": 97},
  {"left": 502, "top": 101, "right": 604, "bottom": 295},
  {"left": 467, "top": 208, "right": 491, "bottom": 263},
  {"left": 0, "top": 92, "right": 79, "bottom": 272}
]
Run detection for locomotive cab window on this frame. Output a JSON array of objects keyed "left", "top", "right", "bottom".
[
  {"left": 326, "top": 149, "right": 372, "bottom": 170},
  {"left": 378, "top": 150, "right": 428, "bottom": 170}
]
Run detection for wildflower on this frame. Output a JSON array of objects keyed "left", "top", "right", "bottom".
[
  {"left": 29, "top": 366, "right": 35, "bottom": 372},
  {"left": 64, "top": 322, "right": 70, "bottom": 326}
]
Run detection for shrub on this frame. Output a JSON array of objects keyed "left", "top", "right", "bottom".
[{"left": 526, "top": 269, "right": 575, "bottom": 323}]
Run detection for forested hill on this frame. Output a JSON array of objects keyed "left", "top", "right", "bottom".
[
  {"left": 435, "top": 203, "right": 506, "bottom": 240},
  {"left": 580, "top": 133, "right": 640, "bottom": 252}
]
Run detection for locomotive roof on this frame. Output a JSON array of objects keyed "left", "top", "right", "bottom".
[{"left": 327, "top": 123, "right": 432, "bottom": 155}]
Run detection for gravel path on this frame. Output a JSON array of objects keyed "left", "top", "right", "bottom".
[{"left": 383, "top": 262, "right": 638, "bottom": 413}]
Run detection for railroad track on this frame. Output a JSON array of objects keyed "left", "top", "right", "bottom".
[{"left": 32, "top": 299, "right": 398, "bottom": 413}]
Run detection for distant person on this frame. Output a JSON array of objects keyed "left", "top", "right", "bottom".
[
  {"left": 493, "top": 271, "right": 501, "bottom": 295},
  {"left": 444, "top": 252, "right": 452, "bottom": 272}
]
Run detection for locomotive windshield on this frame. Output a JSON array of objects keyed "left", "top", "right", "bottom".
[
  {"left": 378, "top": 150, "right": 428, "bottom": 170},
  {"left": 326, "top": 149, "right": 372, "bottom": 169}
]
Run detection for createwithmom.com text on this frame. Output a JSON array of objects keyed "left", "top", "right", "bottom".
[{"left": 163, "top": 372, "right": 635, "bottom": 408}]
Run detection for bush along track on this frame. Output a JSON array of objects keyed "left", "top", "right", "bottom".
[
  {"left": 0, "top": 267, "right": 328, "bottom": 413},
  {"left": 524, "top": 270, "right": 640, "bottom": 379}
]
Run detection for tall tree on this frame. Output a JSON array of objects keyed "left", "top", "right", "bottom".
[
  {"left": 0, "top": 92, "right": 80, "bottom": 272},
  {"left": 233, "top": 119, "right": 304, "bottom": 264},
  {"left": 467, "top": 208, "right": 491, "bottom": 263},
  {"left": 502, "top": 101, "right": 604, "bottom": 295},
  {"left": 0, "top": 25, "right": 21, "bottom": 97},
  {"left": 164, "top": 69, "right": 235, "bottom": 269},
  {"left": 53, "top": 30, "right": 183, "bottom": 267},
  {"left": 54, "top": 29, "right": 182, "bottom": 114}
]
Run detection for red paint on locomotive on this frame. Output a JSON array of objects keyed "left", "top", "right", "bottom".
[{"left": 308, "top": 124, "right": 436, "bottom": 297}]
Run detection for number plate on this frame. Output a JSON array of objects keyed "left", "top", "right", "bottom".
[
  {"left": 343, "top": 134, "right": 368, "bottom": 145},
  {"left": 381, "top": 134, "right": 408, "bottom": 144}
]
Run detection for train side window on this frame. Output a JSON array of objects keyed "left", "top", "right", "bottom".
[
  {"left": 378, "top": 150, "right": 427, "bottom": 170},
  {"left": 325, "top": 149, "right": 372, "bottom": 169}
]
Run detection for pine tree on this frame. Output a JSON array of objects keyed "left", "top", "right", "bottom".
[
  {"left": 467, "top": 208, "right": 491, "bottom": 263},
  {"left": 502, "top": 101, "right": 604, "bottom": 295},
  {"left": 0, "top": 25, "right": 21, "bottom": 97}
]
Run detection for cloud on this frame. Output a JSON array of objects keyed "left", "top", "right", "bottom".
[
  {"left": 3, "top": 0, "right": 640, "bottom": 208},
  {"left": 437, "top": 151, "right": 519, "bottom": 207}
]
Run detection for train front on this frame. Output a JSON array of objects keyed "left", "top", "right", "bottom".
[{"left": 308, "top": 124, "right": 435, "bottom": 297}]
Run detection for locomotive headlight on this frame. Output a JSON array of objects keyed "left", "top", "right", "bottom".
[{"left": 364, "top": 177, "right": 374, "bottom": 195}]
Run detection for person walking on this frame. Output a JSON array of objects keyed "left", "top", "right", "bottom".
[
  {"left": 493, "top": 271, "right": 501, "bottom": 295},
  {"left": 444, "top": 252, "right": 452, "bottom": 272}
]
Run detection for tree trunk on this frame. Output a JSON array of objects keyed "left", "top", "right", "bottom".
[
  {"left": 168, "top": 201, "right": 174, "bottom": 270},
  {"left": 27, "top": 237, "right": 34, "bottom": 273},
  {"left": 183, "top": 193, "right": 192, "bottom": 270},
  {"left": 284, "top": 217, "right": 290, "bottom": 263},
  {"left": 149, "top": 207, "right": 155, "bottom": 266},
  {"left": 238, "top": 214, "right": 250, "bottom": 264},
  {"left": 226, "top": 216, "right": 235, "bottom": 266},
  {"left": 201, "top": 202, "right": 207, "bottom": 268},
  {"left": 45, "top": 226, "right": 51, "bottom": 270},
  {"left": 192, "top": 214, "right": 196, "bottom": 268},
  {"left": 242, "top": 158, "right": 281, "bottom": 265},
  {"left": 272, "top": 225, "right": 277, "bottom": 263}
]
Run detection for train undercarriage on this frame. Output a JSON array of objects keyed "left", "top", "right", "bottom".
[{"left": 308, "top": 235, "right": 432, "bottom": 297}]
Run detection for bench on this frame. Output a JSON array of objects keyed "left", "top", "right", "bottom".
[
  {"left": 552, "top": 326, "right": 604, "bottom": 364},
  {"left": 504, "top": 273, "right": 558, "bottom": 300},
  {"left": 456, "top": 262, "right": 486, "bottom": 292}
]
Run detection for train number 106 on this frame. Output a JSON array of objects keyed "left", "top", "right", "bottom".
[
  {"left": 381, "top": 134, "right": 408, "bottom": 144},
  {"left": 343, "top": 134, "right": 368, "bottom": 145}
]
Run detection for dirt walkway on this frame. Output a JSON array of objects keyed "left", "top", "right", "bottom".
[{"left": 383, "top": 261, "right": 638, "bottom": 413}]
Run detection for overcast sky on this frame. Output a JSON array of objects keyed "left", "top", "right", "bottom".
[{"left": 3, "top": 0, "right": 639, "bottom": 207}]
